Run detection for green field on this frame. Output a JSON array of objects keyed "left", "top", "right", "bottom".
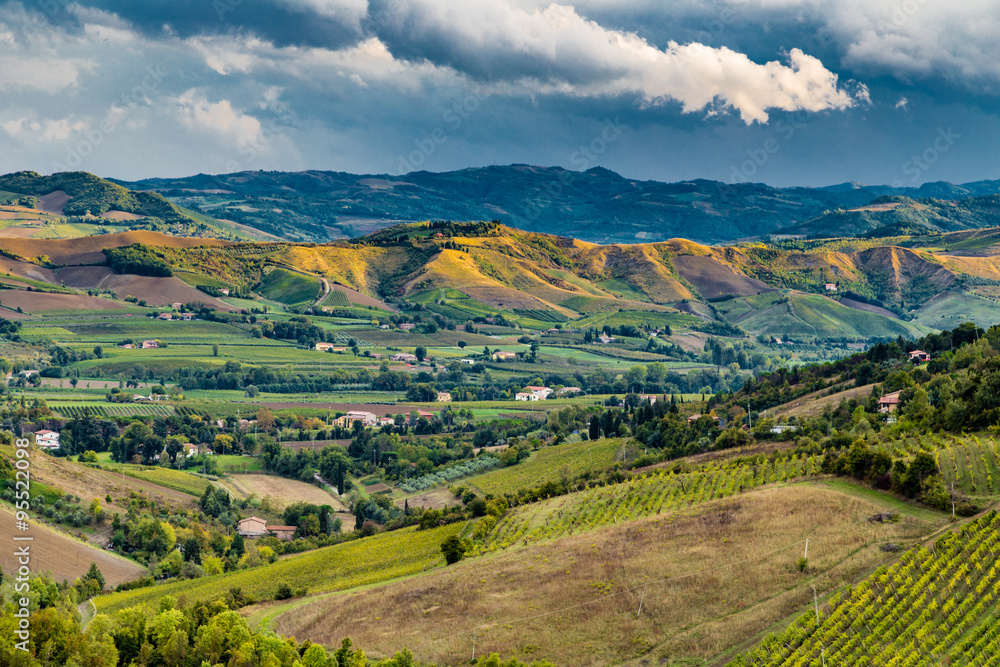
[
  {"left": 257, "top": 267, "right": 321, "bottom": 305},
  {"left": 94, "top": 522, "right": 464, "bottom": 614},
  {"left": 91, "top": 462, "right": 214, "bottom": 496},
  {"left": 715, "top": 291, "right": 930, "bottom": 339},
  {"left": 51, "top": 402, "right": 176, "bottom": 418},
  {"left": 912, "top": 290, "right": 1000, "bottom": 330},
  {"left": 468, "top": 438, "right": 625, "bottom": 496}
]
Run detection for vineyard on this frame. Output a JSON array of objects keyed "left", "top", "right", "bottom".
[
  {"left": 468, "top": 438, "right": 625, "bottom": 496},
  {"left": 399, "top": 455, "right": 501, "bottom": 493},
  {"left": 91, "top": 463, "right": 213, "bottom": 497},
  {"left": 476, "top": 453, "right": 823, "bottom": 553},
  {"left": 94, "top": 522, "right": 465, "bottom": 615},
  {"left": 875, "top": 433, "right": 1000, "bottom": 499},
  {"left": 53, "top": 403, "right": 176, "bottom": 418},
  {"left": 727, "top": 510, "right": 1000, "bottom": 667},
  {"left": 320, "top": 289, "right": 350, "bottom": 308}
]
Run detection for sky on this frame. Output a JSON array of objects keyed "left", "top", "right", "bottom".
[{"left": 0, "top": 0, "right": 998, "bottom": 187}]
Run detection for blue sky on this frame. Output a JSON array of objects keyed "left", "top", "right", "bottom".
[{"left": 0, "top": 0, "right": 997, "bottom": 186}]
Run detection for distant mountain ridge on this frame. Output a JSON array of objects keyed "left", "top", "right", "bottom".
[{"left": 116, "top": 166, "right": 1000, "bottom": 245}]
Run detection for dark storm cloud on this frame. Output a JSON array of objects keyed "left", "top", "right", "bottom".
[{"left": 10, "top": 0, "right": 366, "bottom": 49}]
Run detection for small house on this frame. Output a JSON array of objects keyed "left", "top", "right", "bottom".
[
  {"left": 558, "top": 386, "right": 582, "bottom": 395},
  {"left": 492, "top": 351, "right": 517, "bottom": 361},
  {"left": 390, "top": 352, "right": 417, "bottom": 363},
  {"left": 237, "top": 516, "right": 268, "bottom": 538},
  {"left": 878, "top": 391, "right": 901, "bottom": 414},
  {"left": 825, "top": 283, "right": 837, "bottom": 292},
  {"left": 909, "top": 350, "right": 931, "bottom": 363},
  {"left": 515, "top": 391, "right": 536, "bottom": 401},
  {"left": 525, "top": 385, "right": 552, "bottom": 399},
  {"left": 399, "top": 323, "right": 416, "bottom": 331},
  {"left": 157, "top": 313, "right": 172, "bottom": 321},
  {"left": 141, "top": 340, "right": 159, "bottom": 349},
  {"left": 436, "top": 392, "right": 452, "bottom": 402},
  {"left": 598, "top": 333, "right": 615, "bottom": 344},
  {"left": 33, "top": 429, "right": 60, "bottom": 449}
]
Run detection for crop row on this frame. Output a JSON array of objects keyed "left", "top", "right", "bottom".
[
  {"left": 468, "top": 438, "right": 624, "bottom": 496},
  {"left": 476, "top": 453, "right": 821, "bottom": 553},
  {"left": 94, "top": 523, "right": 464, "bottom": 614},
  {"left": 727, "top": 510, "right": 1000, "bottom": 667},
  {"left": 55, "top": 403, "right": 176, "bottom": 418}
]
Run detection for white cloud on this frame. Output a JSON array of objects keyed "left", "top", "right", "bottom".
[
  {"left": 0, "top": 55, "right": 92, "bottom": 92},
  {"left": 895, "top": 96, "right": 909, "bottom": 110},
  {"left": 2, "top": 116, "right": 87, "bottom": 142},
  {"left": 370, "top": 1, "right": 859, "bottom": 123},
  {"left": 174, "top": 90, "right": 263, "bottom": 146}
]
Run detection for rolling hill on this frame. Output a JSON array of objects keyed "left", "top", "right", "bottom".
[
  {"left": 5, "top": 221, "right": 1000, "bottom": 338},
  {"left": 0, "top": 171, "right": 265, "bottom": 241},
  {"left": 117, "top": 167, "right": 1000, "bottom": 245}
]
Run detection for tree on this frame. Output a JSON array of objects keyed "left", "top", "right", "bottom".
[
  {"left": 213, "top": 343, "right": 219, "bottom": 357},
  {"left": 256, "top": 407, "right": 275, "bottom": 432},
  {"left": 83, "top": 562, "right": 105, "bottom": 590},
  {"left": 415, "top": 346, "right": 427, "bottom": 361},
  {"left": 458, "top": 340, "right": 467, "bottom": 349},
  {"left": 355, "top": 503, "right": 365, "bottom": 530},
  {"left": 183, "top": 537, "right": 201, "bottom": 563},
  {"left": 245, "top": 384, "right": 259, "bottom": 398},
  {"left": 89, "top": 498, "right": 105, "bottom": 524},
  {"left": 441, "top": 535, "right": 469, "bottom": 565},
  {"left": 93, "top": 345, "right": 103, "bottom": 358}
]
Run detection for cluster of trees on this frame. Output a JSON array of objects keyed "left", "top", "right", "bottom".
[{"left": 103, "top": 243, "right": 173, "bottom": 277}]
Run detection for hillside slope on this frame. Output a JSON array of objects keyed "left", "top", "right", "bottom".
[{"left": 119, "top": 167, "right": 1000, "bottom": 245}]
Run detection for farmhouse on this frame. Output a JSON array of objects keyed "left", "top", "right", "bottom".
[
  {"left": 182, "top": 443, "right": 198, "bottom": 457},
  {"left": 141, "top": 340, "right": 159, "bottom": 349},
  {"left": 335, "top": 411, "right": 377, "bottom": 427},
  {"left": 180, "top": 313, "right": 194, "bottom": 321},
  {"left": 825, "top": 283, "right": 837, "bottom": 292},
  {"left": 598, "top": 333, "right": 615, "bottom": 344},
  {"left": 157, "top": 312, "right": 172, "bottom": 321},
  {"left": 639, "top": 394, "right": 660, "bottom": 405},
  {"left": 398, "top": 323, "right": 416, "bottom": 331},
  {"left": 314, "top": 342, "right": 342, "bottom": 352},
  {"left": 19, "top": 370, "right": 39, "bottom": 378},
  {"left": 492, "top": 350, "right": 517, "bottom": 361},
  {"left": 267, "top": 525, "right": 297, "bottom": 541},
  {"left": 390, "top": 352, "right": 417, "bottom": 363},
  {"left": 525, "top": 385, "right": 552, "bottom": 399},
  {"left": 377, "top": 416, "right": 395, "bottom": 427},
  {"left": 436, "top": 391, "right": 452, "bottom": 402},
  {"left": 236, "top": 516, "right": 268, "bottom": 538},
  {"left": 878, "top": 391, "right": 902, "bottom": 414},
  {"left": 515, "top": 391, "right": 537, "bottom": 401},
  {"left": 909, "top": 350, "right": 931, "bottom": 363},
  {"left": 461, "top": 358, "right": 475, "bottom": 364},
  {"left": 33, "top": 429, "right": 60, "bottom": 449},
  {"left": 558, "top": 386, "right": 582, "bottom": 395}
]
